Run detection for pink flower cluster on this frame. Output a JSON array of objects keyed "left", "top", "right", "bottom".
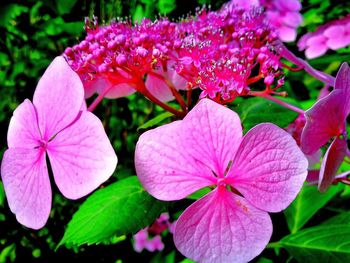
[
  {"left": 133, "top": 213, "right": 175, "bottom": 253},
  {"left": 64, "top": 3, "right": 283, "bottom": 102},
  {"left": 298, "top": 15, "right": 350, "bottom": 59}
]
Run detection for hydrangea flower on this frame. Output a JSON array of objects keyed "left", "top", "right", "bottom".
[
  {"left": 301, "top": 63, "right": 350, "bottom": 192},
  {"left": 298, "top": 15, "right": 350, "bottom": 59},
  {"left": 0, "top": 57, "right": 118, "bottom": 229},
  {"left": 135, "top": 99, "right": 308, "bottom": 262},
  {"left": 64, "top": 3, "right": 282, "bottom": 103}
]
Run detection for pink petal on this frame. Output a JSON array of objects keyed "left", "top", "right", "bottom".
[
  {"left": 278, "top": 25, "right": 297, "bottom": 42},
  {"left": 324, "top": 25, "right": 350, "bottom": 50},
  {"left": 181, "top": 99, "right": 243, "bottom": 178},
  {"left": 282, "top": 12, "right": 302, "bottom": 28},
  {"left": 174, "top": 188, "right": 272, "bottom": 263},
  {"left": 275, "top": 0, "right": 301, "bottom": 12},
  {"left": 306, "top": 170, "right": 320, "bottom": 183},
  {"left": 145, "top": 72, "right": 175, "bottom": 102},
  {"left": 7, "top": 99, "right": 41, "bottom": 148},
  {"left": 301, "top": 90, "right": 347, "bottom": 155},
  {"left": 335, "top": 62, "right": 350, "bottom": 92},
  {"left": 1, "top": 148, "right": 51, "bottom": 229},
  {"left": 135, "top": 121, "right": 215, "bottom": 201},
  {"left": 167, "top": 61, "right": 187, "bottom": 90},
  {"left": 47, "top": 111, "right": 117, "bottom": 199},
  {"left": 94, "top": 70, "right": 136, "bottom": 99},
  {"left": 227, "top": 123, "right": 308, "bottom": 212},
  {"left": 145, "top": 235, "right": 164, "bottom": 252},
  {"left": 305, "top": 35, "right": 328, "bottom": 59},
  {"left": 133, "top": 229, "right": 148, "bottom": 252},
  {"left": 103, "top": 83, "right": 136, "bottom": 99},
  {"left": 318, "top": 136, "right": 348, "bottom": 192},
  {"left": 135, "top": 99, "right": 243, "bottom": 200},
  {"left": 33, "top": 56, "right": 84, "bottom": 140}
]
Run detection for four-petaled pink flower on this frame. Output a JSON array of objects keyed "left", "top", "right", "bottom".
[
  {"left": 0, "top": 57, "right": 118, "bottom": 229},
  {"left": 301, "top": 63, "right": 350, "bottom": 192},
  {"left": 135, "top": 99, "right": 308, "bottom": 263}
]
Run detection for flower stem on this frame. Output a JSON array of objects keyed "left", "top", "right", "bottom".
[
  {"left": 279, "top": 43, "right": 335, "bottom": 86},
  {"left": 136, "top": 79, "right": 186, "bottom": 118},
  {"left": 249, "top": 91, "right": 305, "bottom": 115},
  {"left": 148, "top": 71, "right": 188, "bottom": 112}
]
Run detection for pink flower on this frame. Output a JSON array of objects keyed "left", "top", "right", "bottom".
[
  {"left": 133, "top": 229, "right": 164, "bottom": 253},
  {"left": 263, "top": 0, "right": 303, "bottom": 42},
  {"left": 0, "top": 57, "right": 118, "bottom": 229},
  {"left": 301, "top": 63, "right": 350, "bottom": 192},
  {"left": 227, "top": 0, "right": 303, "bottom": 42},
  {"left": 133, "top": 213, "right": 174, "bottom": 253},
  {"left": 135, "top": 99, "right": 308, "bottom": 262},
  {"left": 298, "top": 15, "right": 350, "bottom": 59}
]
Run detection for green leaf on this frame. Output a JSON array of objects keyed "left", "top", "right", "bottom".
[
  {"left": 284, "top": 184, "right": 343, "bottom": 233},
  {"left": 56, "top": 0, "right": 77, "bottom": 15},
  {"left": 0, "top": 244, "right": 16, "bottom": 263},
  {"left": 280, "top": 224, "right": 350, "bottom": 263},
  {"left": 322, "top": 211, "right": 350, "bottom": 226},
  {"left": 59, "top": 176, "right": 167, "bottom": 248},
  {"left": 137, "top": 112, "right": 173, "bottom": 131},
  {"left": 133, "top": 5, "right": 144, "bottom": 24},
  {"left": 186, "top": 187, "right": 211, "bottom": 200},
  {"left": 234, "top": 97, "right": 299, "bottom": 133},
  {"left": 0, "top": 181, "right": 5, "bottom": 207},
  {"left": 257, "top": 257, "right": 274, "bottom": 263},
  {"left": 178, "top": 259, "right": 196, "bottom": 263},
  {"left": 60, "top": 21, "right": 84, "bottom": 35},
  {"left": 157, "top": 0, "right": 176, "bottom": 14}
]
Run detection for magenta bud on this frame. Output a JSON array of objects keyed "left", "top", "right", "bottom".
[
  {"left": 152, "top": 48, "right": 161, "bottom": 57},
  {"left": 136, "top": 46, "right": 148, "bottom": 58},
  {"left": 264, "top": 75, "right": 274, "bottom": 85},
  {"left": 116, "top": 54, "right": 127, "bottom": 65}
]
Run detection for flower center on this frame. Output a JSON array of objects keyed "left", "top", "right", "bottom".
[
  {"left": 217, "top": 177, "right": 227, "bottom": 187},
  {"left": 37, "top": 139, "right": 48, "bottom": 150}
]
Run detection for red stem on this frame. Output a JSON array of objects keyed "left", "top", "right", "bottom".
[{"left": 135, "top": 79, "right": 185, "bottom": 118}]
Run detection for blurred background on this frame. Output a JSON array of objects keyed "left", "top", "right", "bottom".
[{"left": 0, "top": 0, "right": 350, "bottom": 262}]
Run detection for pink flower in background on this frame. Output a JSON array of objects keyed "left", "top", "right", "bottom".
[
  {"left": 301, "top": 63, "right": 350, "bottom": 191},
  {"left": 298, "top": 15, "right": 350, "bottom": 59},
  {"left": 135, "top": 99, "right": 308, "bottom": 262},
  {"left": 133, "top": 213, "right": 175, "bottom": 253},
  {"left": 0, "top": 57, "right": 118, "bottom": 229},
  {"left": 227, "top": 0, "right": 303, "bottom": 42},
  {"left": 262, "top": 0, "right": 303, "bottom": 42},
  {"left": 133, "top": 229, "right": 164, "bottom": 253}
]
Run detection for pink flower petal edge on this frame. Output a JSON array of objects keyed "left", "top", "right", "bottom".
[{"left": 318, "top": 137, "right": 348, "bottom": 192}]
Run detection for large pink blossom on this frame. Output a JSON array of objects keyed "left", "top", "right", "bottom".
[
  {"left": 301, "top": 63, "right": 350, "bottom": 191},
  {"left": 135, "top": 99, "right": 308, "bottom": 262},
  {"left": 0, "top": 57, "right": 118, "bottom": 229}
]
